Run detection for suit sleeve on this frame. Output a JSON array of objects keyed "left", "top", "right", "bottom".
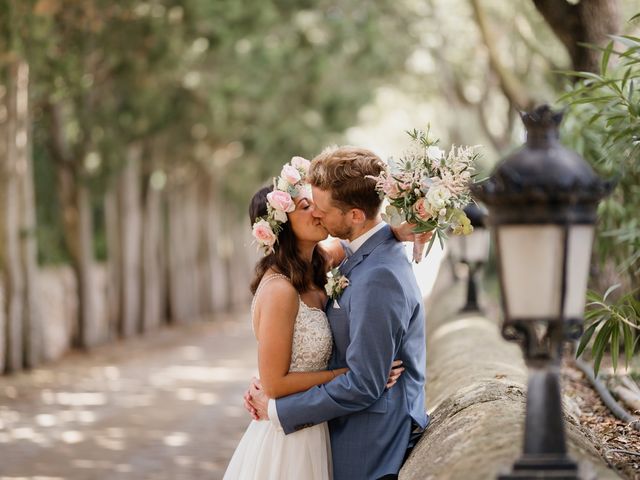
[{"left": 274, "top": 266, "right": 408, "bottom": 434}]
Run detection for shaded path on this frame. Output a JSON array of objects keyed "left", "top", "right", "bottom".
[{"left": 0, "top": 310, "right": 256, "bottom": 480}]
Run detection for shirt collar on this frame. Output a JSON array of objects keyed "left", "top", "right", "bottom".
[{"left": 347, "top": 221, "right": 386, "bottom": 254}]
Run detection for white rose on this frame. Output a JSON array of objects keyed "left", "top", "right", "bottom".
[
  {"left": 426, "top": 185, "right": 451, "bottom": 211},
  {"left": 272, "top": 208, "right": 288, "bottom": 223},
  {"left": 277, "top": 177, "right": 289, "bottom": 191}
]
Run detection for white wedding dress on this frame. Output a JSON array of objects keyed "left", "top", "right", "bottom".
[{"left": 223, "top": 274, "right": 334, "bottom": 480}]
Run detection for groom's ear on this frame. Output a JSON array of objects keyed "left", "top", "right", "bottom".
[{"left": 349, "top": 208, "right": 367, "bottom": 225}]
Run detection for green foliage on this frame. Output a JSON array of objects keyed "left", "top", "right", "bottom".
[
  {"left": 578, "top": 286, "right": 640, "bottom": 375},
  {"left": 8, "top": 1, "right": 416, "bottom": 264},
  {"left": 559, "top": 12, "right": 640, "bottom": 371}
]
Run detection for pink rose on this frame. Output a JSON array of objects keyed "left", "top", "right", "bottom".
[
  {"left": 252, "top": 220, "right": 277, "bottom": 247},
  {"left": 290, "top": 156, "right": 311, "bottom": 172},
  {"left": 413, "top": 198, "right": 432, "bottom": 221},
  {"left": 281, "top": 164, "right": 302, "bottom": 185},
  {"left": 267, "top": 190, "right": 295, "bottom": 213},
  {"left": 382, "top": 178, "right": 402, "bottom": 200}
]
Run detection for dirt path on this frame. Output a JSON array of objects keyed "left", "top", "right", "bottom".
[{"left": 0, "top": 310, "right": 257, "bottom": 480}]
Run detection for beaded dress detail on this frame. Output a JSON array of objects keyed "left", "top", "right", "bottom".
[{"left": 251, "top": 274, "right": 333, "bottom": 373}]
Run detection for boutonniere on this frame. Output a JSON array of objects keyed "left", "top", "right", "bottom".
[{"left": 325, "top": 267, "right": 350, "bottom": 300}]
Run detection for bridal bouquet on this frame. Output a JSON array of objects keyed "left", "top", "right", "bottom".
[{"left": 370, "top": 128, "right": 479, "bottom": 262}]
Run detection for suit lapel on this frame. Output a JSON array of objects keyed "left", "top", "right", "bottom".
[{"left": 339, "top": 224, "right": 394, "bottom": 277}]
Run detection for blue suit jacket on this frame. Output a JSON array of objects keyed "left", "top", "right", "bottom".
[{"left": 276, "top": 225, "right": 428, "bottom": 479}]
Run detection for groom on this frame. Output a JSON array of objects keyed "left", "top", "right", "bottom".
[{"left": 247, "top": 146, "right": 428, "bottom": 480}]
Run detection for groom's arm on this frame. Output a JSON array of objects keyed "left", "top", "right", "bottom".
[{"left": 273, "top": 265, "right": 409, "bottom": 434}]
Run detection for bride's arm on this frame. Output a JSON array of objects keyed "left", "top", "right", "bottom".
[
  {"left": 318, "top": 238, "right": 346, "bottom": 268},
  {"left": 255, "top": 279, "right": 348, "bottom": 399}
]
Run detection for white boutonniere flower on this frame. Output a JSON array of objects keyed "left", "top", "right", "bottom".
[{"left": 325, "top": 267, "right": 350, "bottom": 300}]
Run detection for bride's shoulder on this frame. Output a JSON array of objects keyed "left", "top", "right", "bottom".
[
  {"left": 255, "top": 271, "right": 298, "bottom": 304},
  {"left": 253, "top": 273, "right": 300, "bottom": 328}
]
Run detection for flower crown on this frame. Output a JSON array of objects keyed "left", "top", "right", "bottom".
[{"left": 252, "top": 156, "right": 312, "bottom": 255}]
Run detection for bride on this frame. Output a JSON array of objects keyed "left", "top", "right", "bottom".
[{"left": 223, "top": 157, "right": 405, "bottom": 480}]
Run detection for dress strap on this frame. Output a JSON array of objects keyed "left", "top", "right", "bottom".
[
  {"left": 253, "top": 273, "right": 291, "bottom": 300},
  {"left": 251, "top": 274, "right": 294, "bottom": 335}
]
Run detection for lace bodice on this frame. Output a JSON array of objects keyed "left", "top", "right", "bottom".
[{"left": 252, "top": 274, "right": 333, "bottom": 372}]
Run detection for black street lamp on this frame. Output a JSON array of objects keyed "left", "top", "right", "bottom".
[
  {"left": 472, "top": 105, "right": 613, "bottom": 479},
  {"left": 448, "top": 203, "right": 490, "bottom": 313}
]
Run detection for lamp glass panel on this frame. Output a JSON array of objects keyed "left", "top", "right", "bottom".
[
  {"left": 465, "top": 229, "right": 491, "bottom": 263},
  {"left": 447, "top": 235, "right": 464, "bottom": 263},
  {"left": 563, "top": 225, "right": 595, "bottom": 318},
  {"left": 498, "top": 225, "right": 564, "bottom": 318}
]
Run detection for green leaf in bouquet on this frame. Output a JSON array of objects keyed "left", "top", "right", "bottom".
[{"left": 424, "top": 228, "right": 439, "bottom": 257}]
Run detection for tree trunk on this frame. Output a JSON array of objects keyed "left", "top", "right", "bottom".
[
  {"left": 208, "top": 190, "right": 229, "bottom": 313},
  {"left": 104, "top": 188, "right": 121, "bottom": 340},
  {"left": 47, "top": 101, "right": 99, "bottom": 349},
  {"left": 141, "top": 176, "right": 165, "bottom": 332},
  {"left": 74, "top": 183, "right": 98, "bottom": 348},
  {"left": 532, "top": 0, "right": 620, "bottom": 73},
  {"left": 116, "top": 145, "right": 143, "bottom": 337},
  {"left": 55, "top": 166, "right": 98, "bottom": 349},
  {"left": 0, "top": 64, "right": 24, "bottom": 372},
  {"left": 15, "top": 61, "right": 41, "bottom": 368},
  {"left": 167, "top": 184, "right": 200, "bottom": 323},
  {"left": 196, "top": 178, "right": 215, "bottom": 317},
  {"left": 0, "top": 277, "right": 5, "bottom": 372}
]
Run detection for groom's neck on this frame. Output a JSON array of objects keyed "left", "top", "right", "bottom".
[{"left": 348, "top": 217, "right": 382, "bottom": 242}]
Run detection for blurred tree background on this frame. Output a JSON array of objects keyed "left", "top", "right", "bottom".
[{"left": 0, "top": 0, "right": 637, "bottom": 373}]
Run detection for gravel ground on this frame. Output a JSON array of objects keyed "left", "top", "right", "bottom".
[{"left": 0, "top": 310, "right": 257, "bottom": 480}]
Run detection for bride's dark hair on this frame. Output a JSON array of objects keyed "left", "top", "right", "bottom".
[{"left": 249, "top": 186, "right": 330, "bottom": 295}]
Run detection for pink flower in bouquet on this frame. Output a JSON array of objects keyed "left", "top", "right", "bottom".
[
  {"left": 281, "top": 164, "right": 302, "bottom": 185},
  {"left": 252, "top": 220, "right": 277, "bottom": 248},
  {"left": 413, "top": 198, "right": 432, "bottom": 221},
  {"left": 382, "top": 177, "right": 403, "bottom": 199},
  {"left": 290, "top": 156, "right": 311, "bottom": 172},
  {"left": 267, "top": 190, "right": 295, "bottom": 213}
]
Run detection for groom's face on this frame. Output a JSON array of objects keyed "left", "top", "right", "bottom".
[{"left": 310, "top": 186, "right": 353, "bottom": 240}]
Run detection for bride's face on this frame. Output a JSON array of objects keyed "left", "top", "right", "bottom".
[{"left": 288, "top": 189, "right": 329, "bottom": 243}]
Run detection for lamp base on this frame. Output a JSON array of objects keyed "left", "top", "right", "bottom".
[{"left": 498, "top": 455, "right": 579, "bottom": 479}]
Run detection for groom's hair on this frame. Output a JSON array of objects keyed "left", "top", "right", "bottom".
[{"left": 309, "top": 146, "right": 384, "bottom": 219}]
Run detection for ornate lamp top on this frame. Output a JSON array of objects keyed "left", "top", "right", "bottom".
[{"left": 472, "top": 105, "right": 614, "bottom": 224}]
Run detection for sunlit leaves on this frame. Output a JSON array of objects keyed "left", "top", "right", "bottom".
[{"left": 578, "top": 288, "right": 640, "bottom": 376}]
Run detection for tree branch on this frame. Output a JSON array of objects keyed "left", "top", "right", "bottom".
[
  {"left": 532, "top": 0, "right": 620, "bottom": 73},
  {"left": 469, "top": 0, "right": 531, "bottom": 109}
]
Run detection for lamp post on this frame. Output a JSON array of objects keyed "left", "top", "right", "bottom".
[
  {"left": 448, "top": 203, "right": 490, "bottom": 313},
  {"left": 472, "top": 105, "right": 613, "bottom": 479}
]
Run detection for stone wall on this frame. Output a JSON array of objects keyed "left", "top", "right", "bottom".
[
  {"left": 400, "top": 265, "right": 622, "bottom": 480},
  {"left": 37, "top": 265, "right": 112, "bottom": 361}
]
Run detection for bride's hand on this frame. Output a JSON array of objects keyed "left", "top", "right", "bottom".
[
  {"left": 248, "top": 379, "right": 270, "bottom": 420},
  {"left": 243, "top": 377, "right": 263, "bottom": 420},
  {"left": 386, "top": 360, "right": 405, "bottom": 389}
]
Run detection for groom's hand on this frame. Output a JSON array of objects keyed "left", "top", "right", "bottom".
[{"left": 248, "top": 379, "right": 270, "bottom": 420}]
